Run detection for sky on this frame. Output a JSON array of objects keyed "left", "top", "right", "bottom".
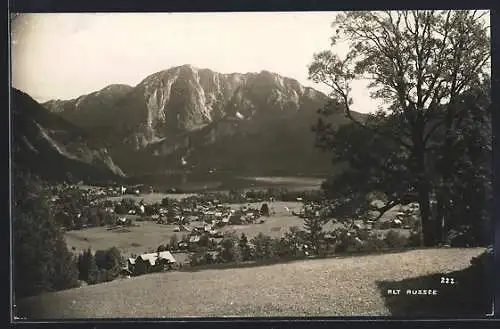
[
  {"left": 9, "top": 11, "right": 489, "bottom": 113},
  {"left": 11, "top": 12, "right": 383, "bottom": 113}
]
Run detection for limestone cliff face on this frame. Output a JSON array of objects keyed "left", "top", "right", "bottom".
[
  {"left": 42, "top": 65, "right": 340, "bottom": 176},
  {"left": 47, "top": 65, "right": 327, "bottom": 148}
]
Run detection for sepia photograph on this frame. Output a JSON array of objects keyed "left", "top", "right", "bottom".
[{"left": 10, "top": 10, "right": 493, "bottom": 320}]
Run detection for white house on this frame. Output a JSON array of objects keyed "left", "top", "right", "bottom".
[{"left": 138, "top": 251, "right": 176, "bottom": 266}]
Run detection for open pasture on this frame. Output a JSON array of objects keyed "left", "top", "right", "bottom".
[
  {"left": 18, "top": 247, "right": 486, "bottom": 318},
  {"left": 65, "top": 200, "right": 410, "bottom": 258},
  {"left": 64, "top": 222, "right": 180, "bottom": 257},
  {"left": 104, "top": 192, "right": 196, "bottom": 205}
]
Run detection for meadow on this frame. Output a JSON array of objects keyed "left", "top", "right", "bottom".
[
  {"left": 104, "top": 192, "right": 196, "bottom": 204},
  {"left": 17, "top": 247, "right": 486, "bottom": 318},
  {"left": 65, "top": 199, "right": 410, "bottom": 259}
]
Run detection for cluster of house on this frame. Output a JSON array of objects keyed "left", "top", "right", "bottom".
[
  {"left": 50, "top": 184, "right": 154, "bottom": 230},
  {"left": 164, "top": 203, "right": 267, "bottom": 248},
  {"left": 121, "top": 251, "right": 177, "bottom": 277},
  {"left": 291, "top": 199, "right": 420, "bottom": 231},
  {"left": 53, "top": 184, "right": 153, "bottom": 208},
  {"left": 152, "top": 199, "right": 266, "bottom": 227},
  {"left": 291, "top": 199, "right": 333, "bottom": 219},
  {"left": 89, "top": 193, "right": 271, "bottom": 240}
]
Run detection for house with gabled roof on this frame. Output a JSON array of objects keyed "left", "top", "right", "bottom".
[{"left": 132, "top": 251, "right": 176, "bottom": 275}]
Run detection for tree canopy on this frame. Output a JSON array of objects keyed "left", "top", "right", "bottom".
[
  {"left": 13, "top": 173, "right": 79, "bottom": 298},
  {"left": 309, "top": 10, "right": 491, "bottom": 247}
]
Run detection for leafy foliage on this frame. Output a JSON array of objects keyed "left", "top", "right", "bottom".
[
  {"left": 77, "top": 248, "right": 99, "bottom": 284},
  {"left": 238, "top": 233, "right": 253, "bottom": 261},
  {"left": 189, "top": 248, "right": 215, "bottom": 266},
  {"left": 384, "top": 230, "right": 409, "bottom": 249},
  {"left": 218, "top": 232, "right": 241, "bottom": 263},
  {"left": 169, "top": 235, "right": 179, "bottom": 251},
  {"left": 251, "top": 233, "right": 276, "bottom": 261},
  {"left": 13, "top": 173, "right": 79, "bottom": 298},
  {"left": 303, "top": 216, "right": 325, "bottom": 255},
  {"left": 260, "top": 203, "right": 270, "bottom": 217},
  {"left": 78, "top": 247, "right": 123, "bottom": 284},
  {"left": 309, "top": 10, "right": 491, "bottom": 247}
]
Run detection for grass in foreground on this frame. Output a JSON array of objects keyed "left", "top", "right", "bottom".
[{"left": 17, "top": 247, "right": 486, "bottom": 319}]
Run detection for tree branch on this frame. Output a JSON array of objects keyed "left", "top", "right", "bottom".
[
  {"left": 374, "top": 200, "right": 399, "bottom": 220},
  {"left": 335, "top": 89, "right": 414, "bottom": 150},
  {"left": 422, "top": 11, "right": 452, "bottom": 106},
  {"left": 423, "top": 118, "right": 445, "bottom": 145}
]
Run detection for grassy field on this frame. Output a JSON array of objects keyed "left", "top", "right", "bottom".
[
  {"left": 17, "top": 248, "right": 487, "bottom": 318},
  {"left": 64, "top": 201, "right": 308, "bottom": 257},
  {"left": 65, "top": 200, "right": 410, "bottom": 258},
  {"left": 105, "top": 192, "right": 196, "bottom": 204},
  {"left": 236, "top": 176, "right": 324, "bottom": 191}
]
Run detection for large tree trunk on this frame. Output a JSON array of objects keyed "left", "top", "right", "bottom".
[
  {"left": 417, "top": 178, "right": 435, "bottom": 247},
  {"left": 435, "top": 193, "right": 447, "bottom": 244},
  {"left": 413, "top": 120, "right": 436, "bottom": 247}
]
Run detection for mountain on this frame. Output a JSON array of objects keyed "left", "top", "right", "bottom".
[
  {"left": 43, "top": 84, "right": 133, "bottom": 128},
  {"left": 11, "top": 88, "right": 125, "bottom": 183},
  {"left": 43, "top": 65, "right": 358, "bottom": 179}
]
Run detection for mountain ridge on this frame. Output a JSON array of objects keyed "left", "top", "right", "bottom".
[
  {"left": 40, "top": 65, "right": 356, "bottom": 179},
  {"left": 12, "top": 88, "right": 126, "bottom": 183}
]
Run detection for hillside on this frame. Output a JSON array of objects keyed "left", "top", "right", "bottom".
[
  {"left": 43, "top": 84, "right": 133, "bottom": 128},
  {"left": 11, "top": 88, "right": 126, "bottom": 183},
  {"left": 17, "top": 248, "right": 487, "bottom": 318},
  {"left": 43, "top": 65, "right": 357, "bottom": 177}
]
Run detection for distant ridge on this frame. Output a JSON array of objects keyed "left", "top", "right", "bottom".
[
  {"left": 40, "top": 65, "right": 361, "bottom": 178},
  {"left": 12, "top": 88, "right": 125, "bottom": 183}
]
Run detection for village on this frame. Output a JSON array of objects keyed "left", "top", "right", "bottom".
[{"left": 46, "top": 182, "right": 421, "bottom": 283}]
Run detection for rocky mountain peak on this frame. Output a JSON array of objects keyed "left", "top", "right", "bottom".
[{"left": 43, "top": 65, "right": 331, "bottom": 154}]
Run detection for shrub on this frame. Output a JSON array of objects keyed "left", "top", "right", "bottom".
[
  {"left": 169, "top": 234, "right": 179, "bottom": 251},
  {"left": 238, "top": 233, "right": 253, "bottom": 261},
  {"left": 356, "top": 228, "right": 372, "bottom": 241},
  {"left": 303, "top": 216, "right": 325, "bottom": 255},
  {"left": 446, "top": 225, "right": 478, "bottom": 247},
  {"left": 91, "top": 247, "right": 123, "bottom": 282},
  {"left": 121, "top": 198, "right": 136, "bottom": 210},
  {"left": 156, "top": 244, "right": 168, "bottom": 252},
  {"left": 355, "top": 234, "right": 388, "bottom": 252},
  {"left": 408, "top": 229, "right": 422, "bottom": 247},
  {"left": 260, "top": 203, "right": 270, "bottom": 217},
  {"left": 203, "top": 252, "right": 215, "bottom": 264},
  {"left": 470, "top": 246, "right": 493, "bottom": 275},
  {"left": 379, "top": 221, "right": 393, "bottom": 230},
  {"left": 218, "top": 232, "right": 241, "bottom": 263},
  {"left": 251, "top": 233, "right": 275, "bottom": 260},
  {"left": 189, "top": 248, "right": 217, "bottom": 267},
  {"left": 384, "top": 230, "right": 409, "bottom": 249}
]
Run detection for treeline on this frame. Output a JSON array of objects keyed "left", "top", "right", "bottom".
[
  {"left": 76, "top": 247, "right": 123, "bottom": 285},
  {"left": 52, "top": 188, "right": 117, "bottom": 229},
  {"left": 55, "top": 207, "right": 117, "bottom": 229},
  {"left": 13, "top": 172, "right": 80, "bottom": 298},
  {"left": 244, "top": 189, "right": 326, "bottom": 202},
  {"left": 187, "top": 225, "right": 417, "bottom": 268},
  {"left": 12, "top": 172, "right": 126, "bottom": 299},
  {"left": 163, "top": 189, "right": 327, "bottom": 206}
]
